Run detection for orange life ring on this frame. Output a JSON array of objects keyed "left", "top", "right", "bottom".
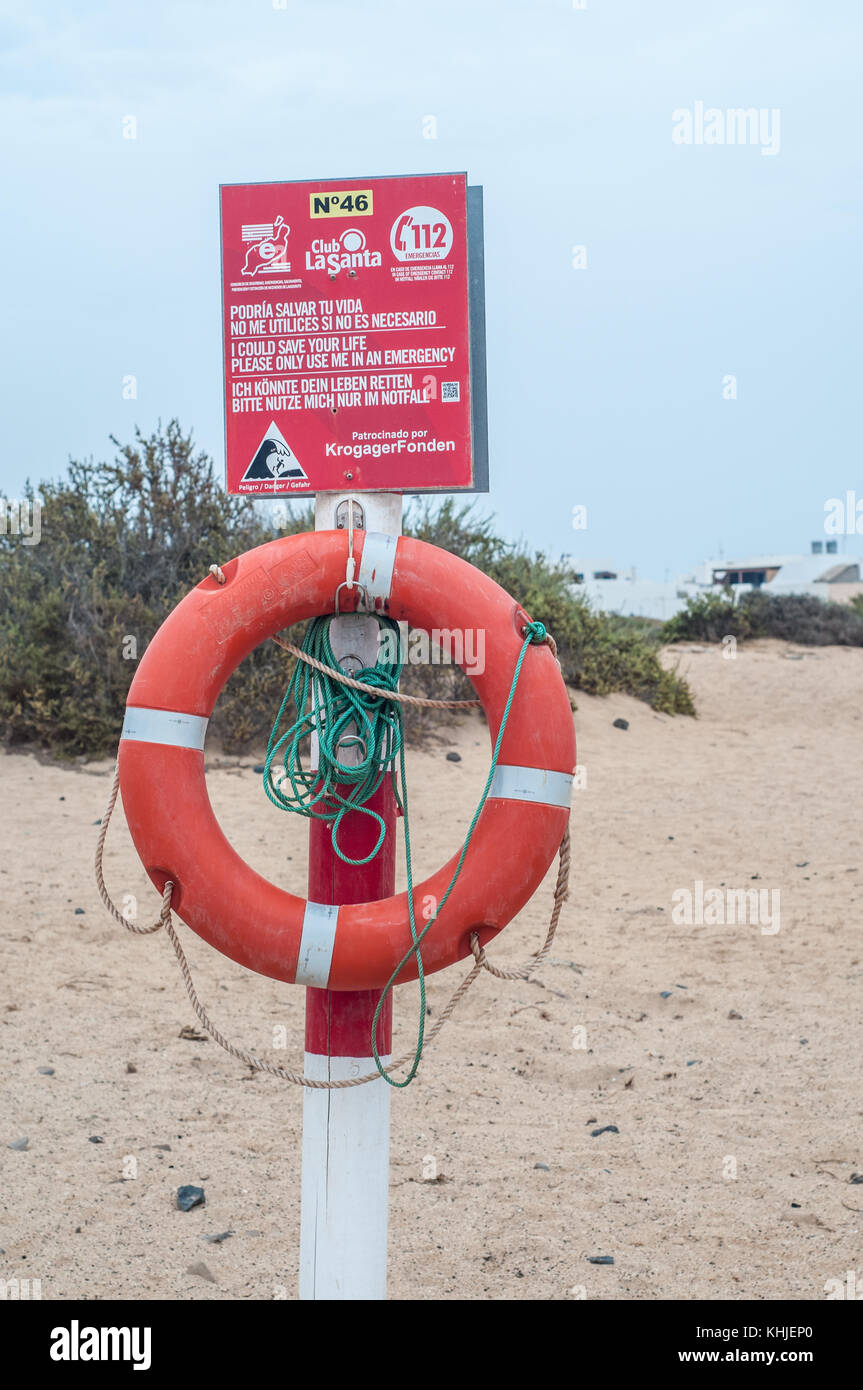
[{"left": 118, "top": 531, "right": 576, "bottom": 991}]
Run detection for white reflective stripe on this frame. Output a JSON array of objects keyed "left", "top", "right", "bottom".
[
  {"left": 357, "top": 531, "right": 398, "bottom": 606},
  {"left": 295, "top": 902, "right": 339, "bottom": 986},
  {"left": 488, "top": 765, "right": 573, "bottom": 808},
  {"left": 121, "top": 707, "right": 208, "bottom": 751}
]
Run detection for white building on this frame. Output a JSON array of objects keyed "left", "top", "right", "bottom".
[{"left": 569, "top": 545, "right": 863, "bottom": 622}]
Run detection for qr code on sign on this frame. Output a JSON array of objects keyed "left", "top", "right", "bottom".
[{"left": 441, "top": 381, "right": 460, "bottom": 402}]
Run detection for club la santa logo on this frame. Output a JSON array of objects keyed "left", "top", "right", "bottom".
[{"left": 306, "top": 227, "right": 382, "bottom": 272}]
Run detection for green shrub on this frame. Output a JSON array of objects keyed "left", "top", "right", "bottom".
[
  {"left": 661, "top": 592, "right": 755, "bottom": 644},
  {"left": 742, "top": 590, "right": 863, "bottom": 645},
  {"left": 662, "top": 588, "right": 863, "bottom": 647},
  {"left": 0, "top": 422, "right": 279, "bottom": 756},
  {"left": 0, "top": 425, "right": 695, "bottom": 758}
]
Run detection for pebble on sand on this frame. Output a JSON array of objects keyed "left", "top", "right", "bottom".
[
  {"left": 446, "top": 751, "right": 462, "bottom": 762},
  {"left": 591, "top": 1125, "right": 619, "bottom": 1137},
  {"left": 587, "top": 1255, "right": 614, "bottom": 1265},
  {"left": 7, "top": 1137, "right": 29, "bottom": 1151},
  {"left": 612, "top": 718, "right": 629, "bottom": 731},
  {"left": 186, "top": 1261, "right": 216, "bottom": 1282},
  {"left": 177, "top": 1185, "right": 206, "bottom": 1211}
]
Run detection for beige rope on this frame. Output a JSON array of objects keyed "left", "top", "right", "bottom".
[
  {"left": 96, "top": 761, "right": 570, "bottom": 1088},
  {"left": 272, "top": 633, "right": 481, "bottom": 710},
  {"left": 95, "top": 767, "right": 172, "bottom": 935}
]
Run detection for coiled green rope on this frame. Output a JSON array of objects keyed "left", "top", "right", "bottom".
[
  {"left": 263, "top": 613, "right": 550, "bottom": 1086},
  {"left": 263, "top": 615, "right": 404, "bottom": 865}
]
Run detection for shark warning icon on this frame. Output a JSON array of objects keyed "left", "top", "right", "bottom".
[{"left": 242, "top": 422, "right": 307, "bottom": 484}]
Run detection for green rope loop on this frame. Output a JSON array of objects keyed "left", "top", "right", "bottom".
[
  {"left": 262, "top": 615, "right": 403, "bottom": 865},
  {"left": 264, "top": 612, "right": 545, "bottom": 1086}
]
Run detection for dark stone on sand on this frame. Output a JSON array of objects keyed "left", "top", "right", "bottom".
[{"left": 177, "top": 1185, "right": 205, "bottom": 1211}]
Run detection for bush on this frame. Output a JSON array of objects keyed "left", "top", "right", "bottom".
[
  {"left": 661, "top": 592, "right": 755, "bottom": 644},
  {"left": 0, "top": 422, "right": 285, "bottom": 755},
  {"left": 662, "top": 588, "right": 863, "bottom": 647},
  {"left": 743, "top": 590, "right": 863, "bottom": 645},
  {"left": 0, "top": 425, "right": 695, "bottom": 758}
]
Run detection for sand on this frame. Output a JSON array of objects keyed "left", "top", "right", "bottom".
[{"left": 1, "top": 638, "right": 861, "bottom": 1301}]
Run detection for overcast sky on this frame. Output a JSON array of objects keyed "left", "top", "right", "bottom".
[{"left": 1, "top": 0, "right": 860, "bottom": 574}]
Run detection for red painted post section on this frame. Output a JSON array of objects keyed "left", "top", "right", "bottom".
[{"left": 305, "top": 780, "right": 395, "bottom": 1058}]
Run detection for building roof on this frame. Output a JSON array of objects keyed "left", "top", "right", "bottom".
[
  {"left": 713, "top": 555, "right": 805, "bottom": 571},
  {"left": 764, "top": 556, "right": 862, "bottom": 587},
  {"left": 817, "top": 562, "right": 861, "bottom": 582}
]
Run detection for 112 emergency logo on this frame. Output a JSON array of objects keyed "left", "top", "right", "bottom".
[{"left": 390, "top": 206, "right": 454, "bottom": 261}]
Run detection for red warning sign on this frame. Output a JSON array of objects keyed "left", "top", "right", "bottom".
[{"left": 219, "top": 172, "right": 487, "bottom": 496}]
